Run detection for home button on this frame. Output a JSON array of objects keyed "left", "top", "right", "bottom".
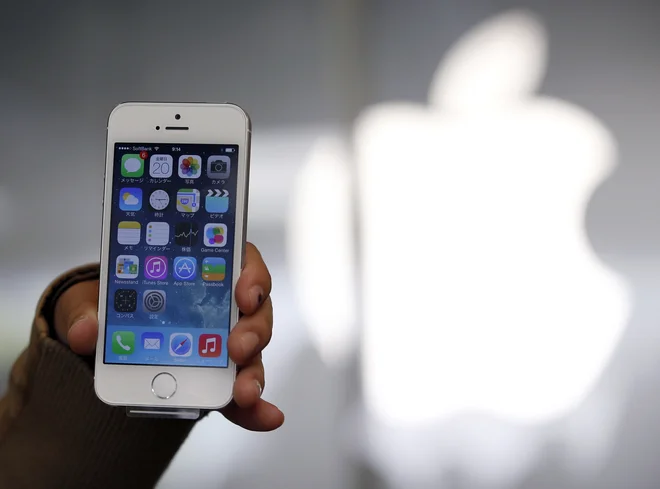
[{"left": 151, "top": 373, "right": 177, "bottom": 399}]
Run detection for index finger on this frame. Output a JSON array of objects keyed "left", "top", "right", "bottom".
[{"left": 235, "top": 242, "right": 272, "bottom": 315}]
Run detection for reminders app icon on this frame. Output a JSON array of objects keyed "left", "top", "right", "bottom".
[{"left": 142, "top": 332, "right": 164, "bottom": 351}]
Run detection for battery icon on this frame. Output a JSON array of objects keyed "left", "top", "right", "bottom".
[{"left": 225, "top": 148, "right": 235, "bottom": 153}]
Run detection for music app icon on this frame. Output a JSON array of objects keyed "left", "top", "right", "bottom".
[
  {"left": 144, "top": 256, "right": 168, "bottom": 280},
  {"left": 198, "top": 334, "right": 222, "bottom": 358}
]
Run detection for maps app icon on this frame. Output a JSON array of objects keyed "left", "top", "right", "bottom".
[{"left": 176, "top": 189, "right": 200, "bottom": 213}]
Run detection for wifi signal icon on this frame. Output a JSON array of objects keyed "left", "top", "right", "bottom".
[{"left": 155, "top": 146, "right": 159, "bottom": 151}]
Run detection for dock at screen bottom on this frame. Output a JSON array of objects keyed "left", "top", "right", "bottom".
[{"left": 105, "top": 327, "right": 229, "bottom": 367}]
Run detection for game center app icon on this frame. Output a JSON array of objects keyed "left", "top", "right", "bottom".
[
  {"left": 121, "top": 154, "right": 144, "bottom": 177},
  {"left": 199, "top": 334, "right": 222, "bottom": 357},
  {"left": 204, "top": 223, "right": 228, "bottom": 247},
  {"left": 176, "top": 189, "right": 200, "bottom": 212},
  {"left": 178, "top": 155, "right": 202, "bottom": 178},
  {"left": 119, "top": 188, "right": 142, "bottom": 211},
  {"left": 116, "top": 255, "right": 139, "bottom": 279}
]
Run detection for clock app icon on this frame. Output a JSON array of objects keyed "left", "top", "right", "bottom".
[{"left": 149, "top": 189, "right": 170, "bottom": 211}]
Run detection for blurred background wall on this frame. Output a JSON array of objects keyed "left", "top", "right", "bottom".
[{"left": 2, "top": 1, "right": 660, "bottom": 488}]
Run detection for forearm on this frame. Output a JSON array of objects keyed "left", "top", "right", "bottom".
[{"left": 0, "top": 265, "right": 195, "bottom": 489}]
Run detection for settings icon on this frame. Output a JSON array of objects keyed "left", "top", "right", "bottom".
[{"left": 143, "top": 290, "right": 166, "bottom": 313}]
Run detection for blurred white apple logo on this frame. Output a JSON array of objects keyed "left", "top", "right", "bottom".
[
  {"left": 355, "top": 10, "right": 630, "bottom": 425},
  {"left": 287, "top": 135, "right": 358, "bottom": 366},
  {"left": 290, "top": 9, "right": 630, "bottom": 427}
]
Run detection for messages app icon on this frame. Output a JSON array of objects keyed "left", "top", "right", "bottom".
[{"left": 121, "top": 154, "right": 144, "bottom": 177}]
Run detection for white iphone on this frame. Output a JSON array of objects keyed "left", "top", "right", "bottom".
[{"left": 95, "top": 102, "right": 250, "bottom": 410}]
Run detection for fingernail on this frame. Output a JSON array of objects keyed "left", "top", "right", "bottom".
[
  {"left": 249, "top": 286, "right": 265, "bottom": 308},
  {"left": 255, "top": 380, "right": 263, "bottom": 398},
  {"left": 241, "top": 332, "right": 260, "bottom": 357}
]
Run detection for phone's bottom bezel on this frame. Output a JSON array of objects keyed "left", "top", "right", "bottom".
[{"left": 94, "top": 362, "right": 236, "bottom": 411}]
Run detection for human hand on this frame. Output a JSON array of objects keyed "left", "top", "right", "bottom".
[{"left": 53, "top": 243, "right": 284, "bottom": 431}]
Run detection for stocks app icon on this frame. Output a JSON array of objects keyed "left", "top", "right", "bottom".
[{"left": 174, "top": 222, "right": 199, "bottom": 246}]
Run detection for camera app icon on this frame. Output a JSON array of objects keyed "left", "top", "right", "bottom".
[{"left": 207, "top": 155, "right": 231, "bottom": 179}]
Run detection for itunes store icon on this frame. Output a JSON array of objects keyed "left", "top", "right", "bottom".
[{"left": 144, "top": 256, "right": 168, "bottom": 280}]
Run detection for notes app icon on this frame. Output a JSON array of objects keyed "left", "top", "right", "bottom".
[
  {"left": 199, "top": 334, "right": 222, "bottom": 358},
  {"left": 117, "top": 221, "right": 141, "bottom": 245}
]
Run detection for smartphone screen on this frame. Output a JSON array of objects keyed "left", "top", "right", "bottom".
[{"left": 103, "top": 143, "right": 240, "bottom": 368}]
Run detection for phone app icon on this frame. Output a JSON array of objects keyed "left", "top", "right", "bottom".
[
  {"left": 149, "top": 154, "right": 173, "bottom": 178},
  {"left": 144, "top": 256, "right": 168, "bottom": 280},
  {"left": 176, "top": 188, "right": 200, "bottom": 213},
  {"left": 178, "top": 155, "right": 202, "bottom": 178},
  {"left": 174, "top": 222, "right": 199, "bottom": 246},
  {"left": 142, "top": 332, "right": 164, "bottom": 351},
  {"left": 170, "top": 333, "right": 193, "bottom": 357},
  {"left": 173, "top": 256, "right": 197, "bottom": 281},
  {"left": 204, "top": 223, "right": 228, "bottom": 247},
  {"left": 207, "top": 155, "right": 231, "bottom": 179},
  {"left": 143, "top": 290, "right": 166, "bottom": 313},
  {"left": 149, "top": 189, "right": 170, "bottom": 211},
  {"left": 205, "top": 189, "right": 229, "bottom": 213},
  {"left": 114, "top": 289, "right": 137, "bottom": 312},
  {"left": 112, "top": 331, "right": 135, "bottom": 355},
  {"left": 116, "top": 255, "right": 139, "bottom": 279},
  {"left": 202, "top": 257, "right": 226, "bottom": 281},
  {"left": 117, "top": 221, "right": 141, "bottom": 245},
  {"left": 121, "top": 154, "right": 144, "bottom": 178},
  {"left": 199, "top": 334, "right": 222, "bottom": 358},
  {"left": 146, "top": 222, "right": 170, "bottom": 246},
  {"left": 119, "top": 188, "right": 143, "bottom": 211}
]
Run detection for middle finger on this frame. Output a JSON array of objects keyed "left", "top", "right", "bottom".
[{"left": 227, "top": 297, "right": 273, "bottom": 366}]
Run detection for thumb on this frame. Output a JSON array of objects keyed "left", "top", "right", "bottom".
[{"left": 54, "top": 280, "right": 100, "bottom": 356}]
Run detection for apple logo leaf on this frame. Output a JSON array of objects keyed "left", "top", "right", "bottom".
[
  {"left": 429, "top": 9, "right": 548, "bottom": 113},
  {"left": 353, "top": 9, "right": 631, "bottom": 426}
]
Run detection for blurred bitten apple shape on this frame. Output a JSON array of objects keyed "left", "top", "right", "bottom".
[{"left": 354, "top": 10, "right": 630, "bottom": 425}]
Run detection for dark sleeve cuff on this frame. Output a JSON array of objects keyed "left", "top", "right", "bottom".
[{"left": 39, "top": 263, "right": 101, "bottom": 342}]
